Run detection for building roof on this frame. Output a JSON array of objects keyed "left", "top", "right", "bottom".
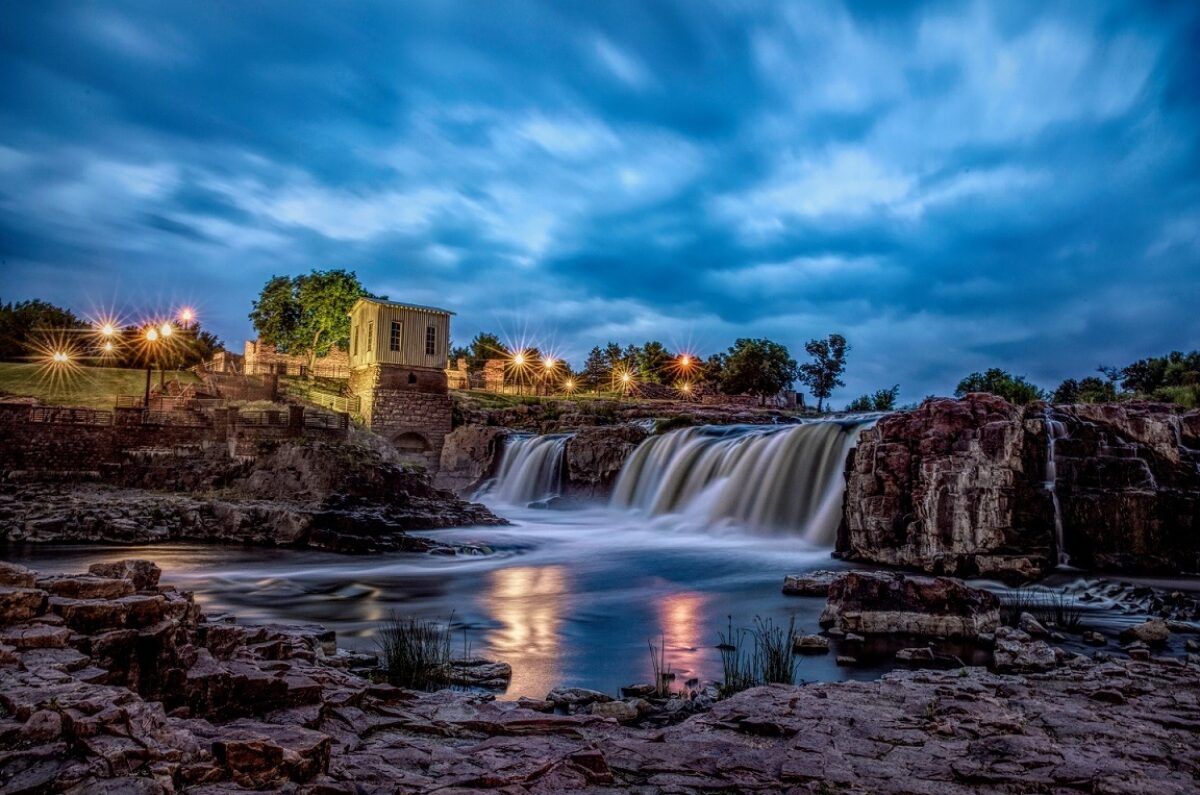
[{"left": 350, "top": 296, "right": 455, "bottom": 316}]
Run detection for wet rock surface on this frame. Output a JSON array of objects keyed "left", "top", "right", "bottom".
[
  {"left": 0, "top": 440, "right": 504, "bottom": 552},
  {"left": 2, "top": 557, "right": 1198, "bottom": 793}
]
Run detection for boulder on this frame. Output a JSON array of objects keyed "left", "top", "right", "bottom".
[
  {"left": 820, "top": 571, "right": 1001, "bottom": 638},
  {"left": 433, "top": 425, "right": 509, "bottom": 495},
  {"left": 992, "top": 626, "right": 1061, "bottom": 673},
  {"left": 88, "top": 560, "right": 162, "bottom": 591},
  {"left": 782, "top": 570, "right": 841, "bottom": 596},
  {"left": 1120, "top": 618, "right": 1170, "bottom": 645},
  {"left": 0, "top": 587, "right": 47, "bottom": 625},
  {"left": 0, "top": 562, "right": 37, "bottom": 588},
  {"left": 590, "top": 700, "right": 639, "bottom": 722},
  {"left": 1018, "top": 612, "right": 1050, "bottom": 636},
  {"left": 546, "top": 687, "right": 612, "bottom": 708},
  {"left": 793, "top": 635, "right": 830, "bottom": 654},
  {"left": 38, "top": 575, "right": 135, "bottom": 601}
]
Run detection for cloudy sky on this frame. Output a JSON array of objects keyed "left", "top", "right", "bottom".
[{"left": 2, "top": 1, "right": 1198, "bottom": 404}]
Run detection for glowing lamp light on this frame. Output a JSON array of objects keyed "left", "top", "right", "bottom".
[
  {"left": 179, "top": 308, "right": 194, "bottom": 323},
  {"left": 542, "top": 357, "right": 555, "bottom": 370},
  {"left": 103, "top": 341, "right": 114, "bottom": 352},
  {"left": 512, "top": 352, "right": 526, "bottom": 366},
  {"left": 146, "top": 328, "right": 159, "bottom": 342},
  {"left": 52, "top": 351, "right": 69, "bottom": 363},
  {"left": 680, "top": 355, "right": 691, "bottom": 367},
  {"left": 101, "top": 324, "right": 115, "bottom": 337},
  {"left": 680, "top": 382, "right": 691, "bottom": 393},
  {"left": 621, "top": 372, "right": 632, "bottom": 383},
  {"left": 160, "top": 322, "right": 173, "bottom": 338},
  {"left": 564, "top": 378, "right": 576, "bottom": 391}
]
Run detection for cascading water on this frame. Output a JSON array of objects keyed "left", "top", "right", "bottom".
[
  {"left": 610, "top": 420, "right": 872, "bottom": 544},
  {"left": 478, "top": 434, "right": 571, "bottom": 506},
  {"left": 1043, "top": 409, "right": 1070, "bottom": 567}
]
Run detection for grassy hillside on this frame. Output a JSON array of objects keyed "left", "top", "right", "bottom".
[{"left": 0, "top": 362, "right": 198, "bottom": 409}]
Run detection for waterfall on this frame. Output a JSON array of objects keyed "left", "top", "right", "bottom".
[
  {"left": 479, "top": 434, "right": 570, "bottom": 506},
  {"left": 610, "top": 420, "right": 871, "bottom": 544},
  {"left": 1043, "top": 409, "right": 1070, "bottom": 567}
]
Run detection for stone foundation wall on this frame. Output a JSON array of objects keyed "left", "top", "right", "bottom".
[{"left": 350, "top": 365, "right": 453, "bottom": 471}]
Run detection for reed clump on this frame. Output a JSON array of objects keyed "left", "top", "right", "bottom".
[
  {"left": 718, "top": 615, "right": 800, "bottom": 696},
  {"left": 377, "top": 612, "right": 454, "bottom": 690}
]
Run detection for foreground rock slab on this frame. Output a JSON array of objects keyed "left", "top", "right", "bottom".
[{"left": 2, "top": 558, "right": 1198, "bottom": 794}]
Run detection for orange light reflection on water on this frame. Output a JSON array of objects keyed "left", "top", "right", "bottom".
[
  {"left": 484, "top": 565, "right": 568, "bottom": 699},
  {"left": 656, "top": 591, "right": 708, "bottom": 682}
]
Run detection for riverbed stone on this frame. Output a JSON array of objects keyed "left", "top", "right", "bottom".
[
  {"left": 89, "top": 560, "right": 162, "bottom": 592},
  {"left": 820, "top": 571, "right": 1001, "bottom": 638},
  {"left": 0, "top": 587, "right": 47, "bottom": 625},
  {"left": 782, "top": 570, "right": 841, "bottom": 596},
  {"left": 0, "top": 562, "right": 37, "bottom": 589},
  {"left": 793, "top": 634, "right": 830, "bottom": 654},
  {"left": 1120, "top": 618, "right": 1170, "bottom": 645}
]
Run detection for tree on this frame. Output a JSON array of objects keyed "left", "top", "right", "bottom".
[
  {"left": 703, "top": 352, "right": 728, "bottom": 389},
  {"left": 1051, "top": 378, "right": 1081, "bottom": 404},
  {"left": 248, "top": 270, "right": 366, "bottom": 371},
  {"left": 580, "top": 346, "right": 608, "bottom": 390},
  {"left": 0, "top": 299, "right": 85, "bottom": 361},
  {"left": 797, "top": 334, "right": 849, "bottom": 411},
  {"left": 637, "top": 340, "right": 673, "bottom": 384},
  {"left": 719, "top": 338, "right": 798, "bottom": 405},
  {"left": 846, "top": 384, "right": 899, "bottom": 412},
  {"left": 955, "top": 368, "right": 1044, "bottom": 405},
  {"left": 466, "top": 332, "right": 504, "bottom": 370}
]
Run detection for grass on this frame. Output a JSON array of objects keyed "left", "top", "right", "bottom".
[
  {"left": 648, "top": 635, "right": 673, "bottom": 698},
  {"left": 0, "top": 362, "right": 198, "bottom": 409},
  {"left": 376, "top": 612, "right": 462, "bottom": 690},
  {"left": 999, "top": 587, "right": 1083, "bottom": 630},
  {"left": 718, "top": 616, "right": 800, "bottom": 696}
]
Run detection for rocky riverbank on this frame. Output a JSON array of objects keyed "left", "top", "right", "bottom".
[
  {"left": 1, "top": 440, "right": 504, "bottom": 553},
  {"left": 2, "top": 559, "right": 1198, "bottom": 793}
]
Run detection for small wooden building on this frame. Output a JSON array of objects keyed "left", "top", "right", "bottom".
[{"left": 347, "top": 298, "right": 453, "bottom": 371}]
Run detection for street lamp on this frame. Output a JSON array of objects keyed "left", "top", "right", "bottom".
[{"left": 143, "top": 326, "right": 161, "bottom": 406}]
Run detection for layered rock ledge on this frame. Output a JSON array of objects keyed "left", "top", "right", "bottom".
[
  {"left": 1, "top": 440, "right": 503, "bottom": 552},
  {"left": 3, "top": 558, "right": 1199, "bottom": 793}
]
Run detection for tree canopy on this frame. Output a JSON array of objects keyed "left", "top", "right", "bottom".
[
  {"left": 797, "top": 333, "right": 849, "bottom": 411},
  {"left": 719, "top": 338, "right": 797, "bottom": 404},
  {"left": 0, "top": 299, "right": 85, "bottom": 361},
  {"left": 466, "top": 332, "right": 505, "bottom": 370},
  {"left": 248, "top": 270, "right": 366, "bottom": 370},
  {"left": 955, "top": 368, "right": 1044, "bottom": 405},
  {"left": 846, "top": 385, "right": 899, "bottom": 412}
]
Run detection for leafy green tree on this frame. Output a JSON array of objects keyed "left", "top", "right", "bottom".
[
  {"left": 720, "top": 338, "right": 798, "bottom": 405},
  {"left": 1120, "top": 351, "right": 1200, "bottom": 394},
  {"left": 249, "top": 270, "right": 366, "bottom": 371},
  {"left": 1051, "top": 378, "right": 1081, "bottom": 404},
  {"left": 798, "top": 334, "right": 849, "bottom": 411},
  {"left": 846, "top": 384, "right": 899, "bottom": 412},
  {"left": 955, "top": 368, "right": 1044, "bottom": 405},
  {"left": 702, "top": 352, "right": 728, "bottom": 389},
  {"left": 0, "top": 299, "right": 85, "bottom": 361},
  {"left": 637, "top": 340, "right": 673, "bottom": 384},
  {"left": 466, "top": 332, "right": 505, "bottom": 370}
]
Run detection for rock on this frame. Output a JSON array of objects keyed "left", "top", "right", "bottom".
[
  {"left": 993, "top": 627, "right": 1060, "bottom": 673},
  {"left": 620, "top": 683, "right": 657, "bottom": 698},
  {"left": 1083, "top": 630, "right": 1107, "bottom": 646},
  {"left": 782, "top": 570, "right": 841, "bottom": 596},
  {"left": 792, "top": 635, "right": 830, "bottom": 654},
  {"left": 515, "top": 697, "right": 553, "bottom": 712},
  {"left": 844, "top": 632, "right": 865, "bottom": 642},
  {"left": 589, "top": 700, "right": 639, "bottom": 722},
  {"left": 22, "top": 710, "right": 63, "bottom": 743},
  {"left": 1186, "top": 639, "right": 1200, "bottom": 653},
  {"left": 88, "top": 560, "right": 162, "bottom": 591},
  {"left": 1018, "top": 612, "right": 1050, "bottom": 636},
  {"left": 48, "top": 596, "right": 131, "bottom": 633},
  {"left": 444, "top": 658, "right": 512, "bottom": 689},
  {"left": 0, "top": 624, "right": 71, "bottom": 649},
  {"left": 563, "top": 425, "right": 649, "bottom": 499},
  {"left": 1120, "top": 618, "right": 1170, "bottom": 645},
  {"left": 546, "top": 687, "right": 612, "bottom": 708},
  {"left": 820, "top": 571, "right": 1001, "bottom": 638},
  {"left": 839, "top": 395, "right": 1200, "bottom": 579},
  {"left": 38, "top": 575, "right": 135, "bottom": 600},
  {"left": 0, "top": 561, "right": 37, "bottom": 588},
  {"left": 835, "top": 655, "right": 858, "bottom": 666},
  {"left": 211, "top": 722, "right": 332, "bottom": 787},
  {"left": 433, "top": 426, "right": 509, "bottom": 495},
  {"left": 0, "top": 587, "right": 48, "bottom": 625},
  {"left": 838, "top": 394, "right": 1055, "bottom": 580}
]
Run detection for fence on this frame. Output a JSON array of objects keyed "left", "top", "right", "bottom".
[
  {"left": 236, "top": 410, "right": 290, "bottom": 428},
  {"left": 30, "top": 407, "right": 113, "bottom": 426},
  {"left": 303, "top": 411, "right": 351, "bottom": 431},
  {"left": 285, "top": 381, "right": 361, "bottom": 414}
]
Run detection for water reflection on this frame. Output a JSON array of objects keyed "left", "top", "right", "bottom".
[
  {"left": 484, "top": 565, "right": 568, "bottom": 698},
  {"left": 656, "top": 591, "right": 708, "bottom": 680}
]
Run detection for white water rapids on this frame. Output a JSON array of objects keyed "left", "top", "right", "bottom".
[{"left": 477, "top": 433, "right": 570, "bottom": 505}]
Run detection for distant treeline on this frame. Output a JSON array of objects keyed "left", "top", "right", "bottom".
[{"left": 0, "top": 299, "right": 223, "bottom": 369}]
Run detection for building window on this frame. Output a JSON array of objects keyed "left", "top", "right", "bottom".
[
  {"left": 366, "top": 321, "right": 374, "bottom": 353},
  {"left": 390, "top": 320, "right": 402, "bottom": 352},
  {"left": 425, "top": 325, "right": 436, "bottom": 356},
  {"left": 351, "top": 325, "right": 358, "bottom": 356}
]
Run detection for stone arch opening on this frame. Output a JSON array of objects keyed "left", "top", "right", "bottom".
[
  {"left": 392, "top": 431, "right": 431, "bottom": 454},
  {"left": 407, "top": 372, "right": 417, "bottom": 385}
]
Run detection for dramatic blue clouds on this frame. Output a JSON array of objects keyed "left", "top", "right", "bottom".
[{"left": 1, "top": 0, "right": 1197, "bottom": 403}]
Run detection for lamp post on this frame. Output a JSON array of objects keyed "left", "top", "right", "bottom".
[
  {"left": 143, "top": 326, "right": 159, "bottom": 406},
  {"left": 158, "top": 322, "right": 173, "bottom": 389}
]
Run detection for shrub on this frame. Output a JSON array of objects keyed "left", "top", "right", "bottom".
[
  {"left": 376, "top": 612, "right": 454, "bottom": 690},
  {"left": 654, "top": 413, "right": 695, "bottom": 435},
  {"left": 718, "top": 615, "right": 800, "bottom": 696}
]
